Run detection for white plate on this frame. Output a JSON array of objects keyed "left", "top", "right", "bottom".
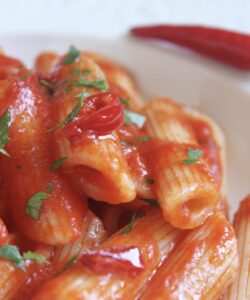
[{"left": 1, "top": 34, "right": 250, "bottom": 216}]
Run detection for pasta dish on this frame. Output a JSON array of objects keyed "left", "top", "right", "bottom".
[{"left": 0, "top": 46, "right": 248, "bottom": 300}]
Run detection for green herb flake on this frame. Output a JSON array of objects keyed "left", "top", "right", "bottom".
[
  {"left": 50, "top": 157, "right": 67, "bottom": 171},
  {"left": 183, "top": 148, "right": 203, "bottom": 165},
  {"left": 48, "top": 92, "right": 89, "bottom": 132},
  {"left": 71, "top": 68, "right": 81, "bottom": 76},
  {"left": 22, "top": 251, "right": 49, "bottom": 264},
  {"left": 82, "top": 69, "right": 91, "bottom": 75},
  {"left": 74, "top": 79, "right": 109, "bottom": 91},
  {"left": 124, "top": 110, "right": 146, "bottom": 128},
  {"left": 144, "top": 177, "right": 154, "bottom": 184},
  {"left": 47, "top": 183, "right": 53, "bottom": 193},
  {"left": 119, "top": 96, "right": 130, "bottom": 107},
  {"left": 120, "top": 141, "right": 133, "bottom": 147},
  {"left": 63, "top": 46, "right": 80, "bottom": 65},
  {"left": 121, "top": 211, "right": 137, "bottom": 235},
  {"left": 0, "top": 110, "right": 10, "bottom": 157},
  {"left": 134, "top": 136, "right": 151, "bottom": 142},
  {"left": 25, "top": 192, "right": 50, "bottom": 220},
  {"left": 39, "top": 79, "right": 54, "bottom": 92},
  {"left": 62, "top": 254, "right": 78, "bottom": 271},
  {"left": 0, "top": 244, "right": 25, "bottom": 271},
  {"left": 19, "top": 72, "right": 30, "bottom": 79},
  {"left": 142, "top": 199, "right": 160, "bottom": 207}
]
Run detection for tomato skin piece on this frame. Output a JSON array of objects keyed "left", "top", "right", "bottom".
[
  {"left": 80, "top": 245, "right": 145, "bottom": 275},
  {"left": 64, "top": 92, "right": 124, "bottom": 140}
]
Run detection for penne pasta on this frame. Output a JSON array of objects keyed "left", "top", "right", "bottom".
[
  {"left": 32, "top": 209, "right": 184, "bottom": 300},
  {"left": 84, "top": 51, "right": 143, "bottom": 110},
  {"left": 184, "top": 107, "right": 226, "bottom": 194},
  {"left": 52, "top": 211, "right": 107, "bottom": 270},
  {"left": 143, "top": 98, "right": 197, "bottom": 144},
  {"left": 142, "top": 98, "right": 220, "bottom": 229},
  {"left": 225, "top": 195, "right": 250, "bottom": 300},
  {"left": 140, "top": 212, "right": 238, "bottom": 300},
  {"left": 49, "top": 54, "right": 136, "bottom": 204},
  {"left": 0, "top": 72, "right": 87, "bottom": 245}
]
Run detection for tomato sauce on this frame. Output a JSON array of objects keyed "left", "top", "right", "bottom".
[{"left": 188, "top": 118, "right": 222, "bottom": 185}]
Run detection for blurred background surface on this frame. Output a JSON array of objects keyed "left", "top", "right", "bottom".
[{"left": 0, "top": 0, "right": 249, "bottom": 37}]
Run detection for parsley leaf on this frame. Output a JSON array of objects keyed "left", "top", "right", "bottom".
[
  {"left": 25, "top": 192, "right": 50, "bottom": 220},
  {"left": 0, "top": 110, "right": 10, "bottom": 157},
  {"left": 124, "top": 110, "right": 146, "bottom": 128},
  {"left": 142, "top": 199, "right": 160, "bottom": 207},
  {"left": 39, "top": 79, "right": 54, "bottom": 93},
  {"left": 121, "top": 211, "right": 137, "bottom": 234},
  {"left": 183, "top": 148, "right": 203, "bottom": 165},
  {"left": 22, "top": 251, "right": 49, "bottom": 264},
  {"left": 134, "top": 136, "right": 151, "bottom": 142},
  {"left": 0, "top": 244, "right": 25, "bottom": 271},
  {"left": 62, "top": 254, "right": 78, "bottom": 271},
  {"left": 74, "top": 79, "right": 108, "bottom": 91},
  {"left": 144, "top": 177, "right": 154, "bottom": 184},
  {"left": 63, "top": 46, "right": 80, "bottom": 65},
  {"left": 50, "top": 157, "right": 67, "bottom": 171},
  {"left": 19, "top": 72, "right": 30, "bottom": 79},
  {"left": 0, "top": 244, "right": 49, "bottom": 272},
  {"left": 82, "top": 69, "right": 91, "bottom": 75},
  {"left": 71, "top": 68, "right": 81, "bottom": 76},
  {"left": 119, "top": 96, "right": 130, "bottom": 107},
  {"left": 47, "top": 183, "right": 53, "bottom": 193},
  {"left": 48, "top": 92, "right": 89, "bottom": 131}
]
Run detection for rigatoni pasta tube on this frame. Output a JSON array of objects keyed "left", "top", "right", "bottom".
[
  {"left": 83, "top": 51, "right": 143, "bottom": 110},
  {"left": 140, "top": 212, "right": 238, "bottom": 300},
  {"left": 0, "top": 73, "right": 87, "bottom": 245},
  {"left": 52, "top": 211, "right": 107, "bottom": 270},
  {"left": 32, "top": 209, "right": 185, "bottom": 300},
  {"left": 50, "top": 54, "right": 136, "bottom": 204},
  {"left": 143, "top": 98, "right": 219, "bottom": 229},
  {"left": 145, "top": 141, "right": 219, "bottom": 229},
  {"left": 143, "top": 98, "right": 196, "bottom": 144},
  {"left": 225, "top": 195, "right": 250, "bottom": 300}
]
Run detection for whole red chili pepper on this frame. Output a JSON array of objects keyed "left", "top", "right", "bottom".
[{"left": 130, "top": 25, "right": 250, "bottom": 70}]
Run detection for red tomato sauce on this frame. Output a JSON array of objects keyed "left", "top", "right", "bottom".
[{"left": 188, "top": 118, "right": 222, "bottom": 185}]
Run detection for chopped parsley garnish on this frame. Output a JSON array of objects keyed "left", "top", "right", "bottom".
[
  {"left": 48, "top": 92, "right": 89, "bottom": 131},
  {"left": 144, "top": 177, "right": 154, "bottom": 184},
  {"left": 25, "top": 192, "right": 50, "bottom": 220},
  {"left": 22, "top": 251, "right": 49, "bottom": 264},
  {"left": 142, "top": 199, "right": 160, "bottom": 207},
  {"left": 183, "top": 148, "right": 203, "bottom": 165},
  {"left": 62, "top": 254, "right": 78, "bottom": 271},
  {"left": 134, "top": 136, "right": 151, "bottom": 142},
  {"left": 0, "top": 244, "right": 25, "bottom": 271},
  {"left": 19, "top": 72, "right": 30, "bottom": 79},
  {"left": 74, "top": 79, "right": 108, "bottom": 91},
  {"left": 47, "top": 183, "right": 53, "bottom": 193},
  {"left": 82, "top": 69, "right": 91, "bottom": 75},
  {"left": 121, "top": 211, "right": 137, "bottom": 234},
  {"left": 63, "top": 46, "right": 80, "bottom": 65},
  {"left": 71, "top": 68, "right": 81, "bottom": 76},
  {"left": 39, "top": 79, "right": 54, "bottom": 93},
  {"left": 0, "top": 110, "right": 10, "bottom": 157},
  {"left": 120, "top": 141, "right": 133, "bottom": 147},
  {"left": 50, "top": 157, "right": 67, "bottom": 171},
  {"left": 119, "top": 96, "right": 130, "bottom": 107},
  {"left": 124, "top": 110, "right": 146, "bottom": 128},
  {"left": 0, "top": 244, "right": 48, "bottom": 272}
]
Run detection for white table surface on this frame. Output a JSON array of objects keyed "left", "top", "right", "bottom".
[{"left": 0, "top": 0, "right": 250, "bottom": 37}]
